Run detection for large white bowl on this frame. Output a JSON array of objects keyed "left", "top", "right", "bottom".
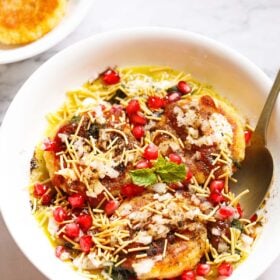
[{"left": 0, "top": 28, "right": 279, "bottom": 280}]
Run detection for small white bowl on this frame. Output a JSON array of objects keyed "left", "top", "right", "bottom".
[
  {"left": 0, "top": 28, "right": 279, "bottom": 280},
  {"left": 0, "top": 0, "right": 92, "bottom": 64}
]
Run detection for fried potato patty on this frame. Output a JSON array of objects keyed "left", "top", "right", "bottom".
[
  {"left": 118, "top": 194, "right": 207, "bottom": 279},
  {"left": 0, "top": 0, "right": 66, "bottom": 45}
]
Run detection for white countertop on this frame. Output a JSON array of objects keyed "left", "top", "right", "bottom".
[{"left": 0, "top": 0, "right": 279, "bottom": 279}]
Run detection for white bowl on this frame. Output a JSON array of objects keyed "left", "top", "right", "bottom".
[
  {"left": 0, "top": 0, "right": 93, "bottom": 64},
  {"left": 0, "top": 28, "right": 279, "bottom": 280}
]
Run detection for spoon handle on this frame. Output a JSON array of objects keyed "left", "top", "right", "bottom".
[{"left": 252, "top": 70, "right": 280, "bottom": 146}]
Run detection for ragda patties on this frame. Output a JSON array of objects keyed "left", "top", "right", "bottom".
[{"left": 0, "top": 0, "right": 67, "bottom": 45}]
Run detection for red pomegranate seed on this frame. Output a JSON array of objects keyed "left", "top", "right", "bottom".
[
  {"left": 181, "top": 270, "right": 195, "bottom": 280},
  {"left": 55, "top": 245, "right": 66, "bottom": 259},
  {"left": 250, "top": 213, "right": 258, "bottom": 222},
  {"left": 79, "top": 235, "right": 93, "bottom": 253},
  {"left": 53, "top": 207, "right": 68, "bottom": 223},
  {"left": 177, "top": 81, "right": 192, "bottom": 95},
  {"left": 42, "top": 138, "right": 57, "bottom": 152},
  {"left": 126, "top": 100, "right": 140, "bottom": 116},
  {"left": 101, "top": 68, "right": 120, "bottom": 85},
  {"left": 132, "top": 125, "right": 145, "bottom": 140},
  {"left": 41, "top": 193, "right": 52, "bottom": 205},
  {"left": 244, "top": 130, "right": 252, "bottom": 144},
  {"left": 147, "top": 96, "right": 165, "bottom": 110},
  {"left": 169, "top": 153, "right": 182, "bottom": 164},
  {"left": 209, "top": 180, "right": 225, "bottom": 193},
  {"left": 184, "top": 170, "right": 193, "bottom": 184},
  {"left": 88, "top": 193, "right": 105, "bottom": 208},
  {"left": 217, "top": 206, "right": 235, "bottom": 220},
  {"left": 65, "top": 223, "right": 80, "bottom": 238},
  {"left": 209, "top": 192, "right": 225, "bottom": 205},
  {"left": 218, "top": 262, "right": 233, "bottom": 277},
  {"left": 68, "top": 193, "right": 85, "bottom": 208},
  {"left": 196, "top": 263, "right": 211, "bottom": 276},
  {"left": 121, "top": 183, "right": 145, "bottom": 198},
  {"left": 105, "top": 200, "right": 119, "bottom": 216},
  {"left": 143, "top": 143, "right": 158, "bottom": 160},
  {"left": 135, "top": 159, "right": 152, "bottom": 169},
  {"left": 167, "top": 92, "right": 181, "bottom": 103},
  {"left": 236, "top": 203, "right": 243, "bottom": 217},
  {"left": 77, "top": 214, "right": 92, "bottom": 232},
  {"left": 130, "top": 112, "right": 147, "bottom": 125},
  {"left": 33, "top": 183, "right": 48, "bottom": 198}
]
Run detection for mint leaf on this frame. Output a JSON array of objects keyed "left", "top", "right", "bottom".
[
  {"left": 130, "top": 168, "right": 157, "bottom": 187},
  {"left": 154, "top": 156, "right": 166, "bottom": 169},
  {"left": 155, "top": 157, "right": 186, "bottom": 183}
]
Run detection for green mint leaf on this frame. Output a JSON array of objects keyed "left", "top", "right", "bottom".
[
  {"left": 231, "top": 219, "right": 244, "bottom": 232},
  {"left": 130, "top": 168, "right": 157, "bottom": 187},
  {"left": 154, "top": 156, "right": 166, "bottom": 169},
  {"left": 155, "top": 156, "right": 186, "bottom": 183}
]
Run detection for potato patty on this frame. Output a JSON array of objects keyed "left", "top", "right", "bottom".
[{"left": 0, "top": 0, "right": 66, "bottom": 45}]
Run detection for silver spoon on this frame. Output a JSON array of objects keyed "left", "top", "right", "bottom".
[{"left": 231, "top": 70, "right": 280, "bottom": 218}]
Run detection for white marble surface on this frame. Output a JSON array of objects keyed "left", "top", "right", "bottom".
[{"left": 0, "top": 0, "right": 279, "bottom": 279}]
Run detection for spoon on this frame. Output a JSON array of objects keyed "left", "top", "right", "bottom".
[{"left": 231, "top": 70, "right": 280, "bottom": 218}]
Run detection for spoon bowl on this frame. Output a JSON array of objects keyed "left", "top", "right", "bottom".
[
  {"left": 232, "top": 146, "right": 273, "bottom": 218},
  {"left": 231, "top": 70, "right": 280, "bottom": 218}
]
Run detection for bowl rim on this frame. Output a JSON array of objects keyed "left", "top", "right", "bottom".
[{"left": 0, "top": 27, "right": 276, "bottom": 280}]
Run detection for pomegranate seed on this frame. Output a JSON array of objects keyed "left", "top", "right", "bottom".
[
  {"left": 126, "top": 100, "right": 140, "bottom": 116},
  {"left": 53, "top": 207, "right": 68, "bottom": 223},
  {"left": 132, "top": 125, "right": 145, "bottom": 139},
  {"left": 169, "top": 153, "right": 182, "bottom": 164},
  {"left": 55, "top": 246, "right": 66, "bottom": 259},
  {"left": 244, "top": 130, "right": 252, "bottom": 144},
  {"left": 101, "top": 68, "right": 120, "bottom": 85},
  {"left": 79, "top": 235, "right": 93, "bottom": 253},
  {"left": 177, "top": 81, "right": 192, "bottom": 95},
  {"left": 68, "top": 193, "right": 85, "bottom": 208},
  {"left": 217, "top": 206, "right": 235, "bottom": 220},
  {"left": 209, "top": 192, "right": 225, "bottom": 205},
  {"left": 88, "top": 193, "right": 105, "bottom": 208},
  {"left": 181, "top": 270, "right": 195, "bottom": 280},
  {"left": 77, "top": 214, "right": 93, "bottom": 232},
  {"left": 209, "top": 180, "right": 225, "bottom": 193},
  {"left": 41, "top": 193, "right": 52, "bottom": 205},
  {"left": 196, "top": 263, "right": 211, "bottom": 276},
  {"left": 121, "top": 184, "right": 145, "bottom": 198},
  {"left": 135, "top": 159, "right": 152, "bottom": 169},
  {"left": 130, "top": 112, "right": 147, "bottom": 125},
  {"left": 250, "top": 213, "right": 258, "bottom": 222},
  {"left": 143, "top": 144, "right": 158, "bottom": 160},
  {"left": 236, "top": 203, "right": 243, "bottom": 217},
  {"left": 33, "top": 183, "right": 48, "bottom": 198},
  {"left": 167, "top": 92, "right": 181, "bottom": 103},
  {"left": 42, "top": 138, "right": 57, "bottom": 152},
  {"left": 218, "top": 262, "right": 233, "bottom": 277},
  {"left": 147, "top": 96, "right": 165, "bottom": 110},
  {"left": 184, "top": 170, "right": 193, "bottom": 184},
  {"left": 65, "top": 223, "right": 80, "bottom": 238},
  {"left": 105, "top": 200, "right": 119, "bottom": 216}
]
